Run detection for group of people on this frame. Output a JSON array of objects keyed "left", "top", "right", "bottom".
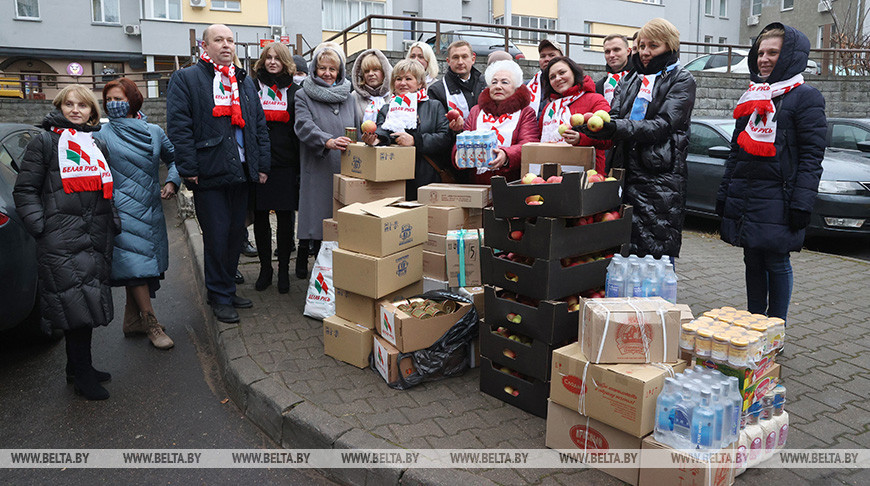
[{"left": 12, "top": 19, "right": 824, "bottom": 401}]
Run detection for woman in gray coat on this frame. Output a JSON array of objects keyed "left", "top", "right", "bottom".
[{"left": 294, "top": 44, "right": 360, "bottom": 278}]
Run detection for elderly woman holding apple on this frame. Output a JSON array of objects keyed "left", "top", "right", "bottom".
[
  {"left": 450, "top": 60, "right": 539, "bottom": 185},
  {"left": 361, "top": 59, "right": 452, "bottom": 200},
  {"left": 539, "top": 56, "right": 612, "bottom": 173}
]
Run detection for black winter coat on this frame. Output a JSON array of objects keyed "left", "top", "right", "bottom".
[
  {"left": 717, "top": 23, "right": 826, "bottom": 252},
  {"left": 13, "top": 112, "right": 120, "bottom": 331},
  {"left": 166, "top": 59, "right": 270, "bottom": 190},
  {"left": 253, "top": 70, "right": 301, "bottom": 211},
  {"left": 428, "top": 67, "right": 487, "bottom": 116},
  {"left": 606, "top": 56, "right": 696, "bottom": 258}
]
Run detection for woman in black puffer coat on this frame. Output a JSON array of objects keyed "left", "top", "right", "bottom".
[
  {"left": 584, "top": 18, "right": 696, "bottom": 262},
  {"left": 716, "top": 23, "right": 825, "bottom": 323},
  {"left": 14, "top": 85, "right": 120, "bottom": 401}
]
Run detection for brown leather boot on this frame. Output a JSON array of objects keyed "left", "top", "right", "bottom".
[
  {"left": 122, "top": 303, "right": 147, "bottom": 337},
  {"left": 144, "top": 313, "right": 174, "bottom": 350}
]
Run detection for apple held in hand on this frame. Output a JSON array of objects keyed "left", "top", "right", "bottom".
[
  {"left": 587, "top": 115, "right": 604, "bottom": 132},
  {"left": 509, "top": 230, "right": 524, "bottom": 241},
  {"left": 446, "top": 109, "right": 461, "bottom": 121},
  {"left": 583, "top": 112, "right": 594, "bottom": 123},
  {"left": 361, "top": 120, "right": 377, "bottom": 134},
  {"left": 570, "top": 113, "right": 585, "bottom": 128},
  {"left": 521, "top": 173, "right": 537, "bottom": 184},
  {"left": 593, "top": 109, "right": 611, "bottom": 123},
  {"left": 558, "top": 123, "right": 570, "bottom": 136}
]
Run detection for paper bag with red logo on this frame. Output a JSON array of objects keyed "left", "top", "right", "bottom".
[{"left": 580, "top": 297, "right": 680, "bottom": 363}]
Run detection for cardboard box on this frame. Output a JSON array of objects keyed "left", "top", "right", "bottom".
[
  {"left": 481, "top": 246, "right": 620, "bottom": 301},
  {"left": 490, "top": 165, "right": 626, "bottom": 219},
  {"left": 480, "top": 322, "right": 558, "bottom": 381},
  {"left": 423, "top": 277, "right": 450, "bottom": 292},
  {"left": 373, "top": 335, "right": 417, "bottom": 383},
  {"left": 323, "top": 218, "right": 339, "bottom": 242},
  {"left": 639, "top": 436, "right": 735, "bottom": 486},
  {"left": 334, "top": 280, "right": 423, "bottom": 329},
  {"left": 672, "top": 303, "right": 694, "bottom": 325},
  {"left": 549, "top": 343, "right": 687, "bottom": 437},
  {"left": 332, "top": 173, "right": 406, "bottom": 205},
  {"left": 336, "top": 197, "right": 427, "bottom": 257},
  {"left": 581, "top": 297, "right": 681, "bottom": 363},
  {"left": 479, "top": 358, "right": 549, "bottom": 418},
  {"left": 333, "top": 246, "right": 423, "bottom": 299},
  {"left": 483, "top": 285, "right": 579, "bottom": 344},
  {"left": 545, "top": 400, "right": 644, "bottom": 486},
  {"left": 694, "top": 359, "right": 780, "bottom": 411},
  {"left": 521, "top": 142, "right": 596, "bottom": 177},
  {"left": 424, "top": 232, "right": 448, "bottom": 254},
  {"left": 427, "top": 206, "right": 483, "bottom": 235},
  {"left": 333, "top": 198, "right": 348, "bottom": 219},
  {"left": 341, "top": 143, "right": 415, "bottom": 182},
  {"left": 422, "top": 250, "right": 447, "bottom": 281},
  {"left": 456, "top": 286, "right": 485, "bottom": 316},
  {"left": 323, "top": 315, "right": 373, "bottom": 368},
  {"left": 417, "top": 183, "right": 492, "bottom": 208},
  {"left": 378, "top": 300, "right": 473, "bottom": 352},
  {"left": 483, "top": 205, "right": 632, "bottom": 260},
  {"left": 446, "top": 229, "right": 482, "bottom": 287}
]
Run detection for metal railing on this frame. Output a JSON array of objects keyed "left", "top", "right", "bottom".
[{"left": 0, "top": 70, "right": 181, "bottom": 100}]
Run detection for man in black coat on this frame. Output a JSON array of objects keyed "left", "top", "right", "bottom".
[
  {"left": 166, "top": 24, "right": 270, "bottom": 323},
  {"left": 595, "top": 34, "right": 634, "bottom": 106},
  {"left": 428, "top": 40, "right": 487, "bottom": 133}
]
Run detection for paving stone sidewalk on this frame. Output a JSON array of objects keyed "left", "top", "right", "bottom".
[{"left": 184, "top": 215, "right": 870, "bottom": 486}]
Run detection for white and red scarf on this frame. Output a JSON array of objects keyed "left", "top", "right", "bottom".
[
  {"left": 527, "top": 71, "right": 542, "bottom": 114},
  {"left": 443, "top": 77, "right": 469, "bottom": 118},
  {"left": 201, "top": 52, "right": 245, "bottom": 127},
  {"left": 733, "top": 74, "right": 804, "bottom": 157},
  {"left": 540, "top": 92, "right": 584, "bottom": 143},
  {"left": 53, "top": 127, "right": 113, "bottom": 199},
  {"left": 477, "top": 110, "right": 521, "bottom": 148},
  {"left": 381, "top": 88, "right": 429, "bottom": 132},
  {"left": 362, "top": 94, "right": 388, "bottom": 123},
  {"left": 257, "top": 81, "right": 289, "bottom": 123},
  {"left": 602, "top": 70, "right": 627, "bottom": 105}
]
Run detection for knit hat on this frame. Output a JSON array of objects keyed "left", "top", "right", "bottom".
[{"left": 293, "top": 55, "right": 308, "bottom": 75}]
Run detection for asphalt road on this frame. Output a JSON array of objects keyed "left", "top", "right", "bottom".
[{"left": 0, "top": 199, "right": 335, "bottom": 486}]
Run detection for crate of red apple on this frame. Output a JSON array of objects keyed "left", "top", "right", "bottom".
[{"left": 483, "top": 287, "right": 605, "bottom": 344}]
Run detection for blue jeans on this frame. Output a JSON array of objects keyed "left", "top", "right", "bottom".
[{"left": 743, "top": 248, "right": 793, "bottom": 323}]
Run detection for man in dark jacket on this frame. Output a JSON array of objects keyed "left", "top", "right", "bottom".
[
  {"left": 595, "top": 34, "right": 634, "bottom": 105},
  {"left": 428, "top": 40, "right": 487, "bottom": 132},
  {"left": 716, "top": 23, "right": 825, "bottom": 322},
  {"left": 166, "top": 24, "right": 270, "bottom": 323}
]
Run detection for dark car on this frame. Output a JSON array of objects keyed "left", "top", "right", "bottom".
[
  {"left": 425, "top": 30, "right": 525, "bottom": 59},
  {"left": 0, "top": 123, "right": 45, "bottom": 334},
  {"left": 686, "top": 119, "right": 870, "bottom": 237},
  {"left": 826, "top": 118, "right": 870, "bottom": 155}
]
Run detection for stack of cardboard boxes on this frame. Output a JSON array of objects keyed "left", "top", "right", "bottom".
[{"left": 478, "top": 146, "right": 630, "bottom": 418}]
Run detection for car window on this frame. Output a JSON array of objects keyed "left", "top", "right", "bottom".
[
  {"left": 2, "top": 130, "right": 34, "bottom": 164},
  {"left": 685, "top": 56, "right": 709, "bottom": 71},
  {"left": 0, "top": 145, "right": 14, "bottom": 172},
  {"left": 689, "top": 124, "right": 728, "bottom": 155},
  {"left": 830, "top": 123, "right": 870, "bottom": 150}
]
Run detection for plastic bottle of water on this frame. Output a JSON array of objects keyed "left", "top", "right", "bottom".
[
  {"left": 727, "top": 377, "right": 742, "bottom": 444},
  {"left": 655, "top": 377, "right": 680, "bottom": 446},
  {"left": 672, "top": 382, "right": 697, "bottom": 449},
  {"left": 605, "top": 258, "right": 626, "bottom": 298},
  {"left": 661, "top": 263, "right": 678, "bottom": 303},
  {"left": 628, "top": 263, "right": 643, "bottom": 297},
  {"left": 710, "top": 385, "right": 726, "bottom": 449},
  {"left": 642, "top": 261, "right": 661, "bottom": 297},
  {"left": 691, "top": 390, "right": 716, "bottom": 450}
]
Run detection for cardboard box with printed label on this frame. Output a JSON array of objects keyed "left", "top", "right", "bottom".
[
  {"left": 422, "top": 250, "right": 447, "bottom": 281},
  {"left": 378, "top": 299, "right": 473, "bottom": 353},
  {"left": 332, "top": 246, "right": 423, "bottom": 299},
  {"left": 521, "top": 142, "right": 596, "bottom": 177},
  {"left": 417, "top": 183, "right": 492, "bottom": 208},
  {"left": 446, "top": 229, "right": 482, "bottom": 287},
  {"left": 332, "top": 173, "right": 406, "bottom": 205},
  {"left": 341, "top": 143, "right": 415, "bottom": 182},
  {"left": 549, "top": 342, "right": 687, "bottom": 437},
  {"left": 456, "top": 286, "right": 485, "bottom": 316},
  {"left": 545, "top": 400, "right": 644, "bottom": 485},
  {"left": 639, "top": 436, "right": 736, "bottom": 486},
  {"left": 373, "top": 335, "right": 417, "bottom": 383},
  {"left": 337, "top": 198, "right": 427, "bottom": 257},
  {"left": 323, "top": 315, "right": 374, "bottom": 368},
  {"left": 424, "top": 232, "right": 448, "bottom": 254},
  {"left": 334, "top": 280, "right": 423, "bottom": 329},
  {"left": 427, "top": 206, "right": 484, "bottom": 235},
  {"left": 580, "top": 297, "right": 681, "bottom": 363},
  {"left": 323, "top": 218, "right": 339, "bottom": 242},
  {"left": 694, "top": 358, "right": 781, "bottom": 411},
  {"left": 480, "top": 358, "right": 549, "bottom": 418}
]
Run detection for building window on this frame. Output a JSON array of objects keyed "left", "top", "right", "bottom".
[
  {"left": 92, "top": 0, "right": 120, "bottom": 23},
  {"left": 817, "top": 25, "right": 826, "bottom": 48},
  {"left": 496, "top": 14, "right": 555, "bottom": 44},
  {"left": 152, "top": 0, "right": 182, "bottom": 20},
  {"left": 212, "top": 0, "right": 241, "bottom": 11},
  {"left": 719, "top": 0, "right": 727, "bottom": 17},
  {"left": 705, "top": 0, "right": 713, "bottom": 16},
  {"left": 322, "top": 0, "right": 385, "bottom": 33},
  {"left": 751, "top": 0, "right": 761, "bottom": 16},
  {"left": 704, "top": 35, "right": 713, "bottom": 53},
  {"left": 15, "top": 0, "right": 39, "bottom": 19},
  {"left": 719, "top": 36, "right": 727, "bottom": 45},
  {"left": 781, "top": 0, "right": 793, "bottom": 11}
]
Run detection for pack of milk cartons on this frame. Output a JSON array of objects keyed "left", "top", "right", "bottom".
[{"left": 456, "top": 130, "right": 499, "bottom": 169}]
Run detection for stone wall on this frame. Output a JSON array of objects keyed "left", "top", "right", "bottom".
[{"left": 0, "top": 98, "right": 168, "bottom": 129}]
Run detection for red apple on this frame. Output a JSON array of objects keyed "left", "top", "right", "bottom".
[
  {"left": 546, "top": 175, "right": 563, "bottom": 184},
  {"left": 531, "top": 177, "right": 546, "bottom": 184},
  {"left": 583, "top": 112, "right": 594, "bottom": 123},
  {"left": 601, "top": 211, "right": 619, "bottom": 221},
  {"left": 509, "top": 230, "right": 524, "bottom": 240},
  {"left": 446, "top": 109, "right": 461, "bottom": 121},
  {"left": 361, "top": 120, "right": 377, "bottom": 134}
]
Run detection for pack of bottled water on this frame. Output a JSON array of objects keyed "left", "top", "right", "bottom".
[
  {"left": 456, "top": 130, "right": 499, "bottom": 169},
  {"left": 654, "top": 366, "right": 743, "bottom": 451},
  {"left": 604, "top": 254, "right": 678, "bottom": 303}
]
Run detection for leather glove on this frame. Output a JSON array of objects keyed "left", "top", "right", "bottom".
[
  {"left": 788, "top": 209, "right": 812, "bottom": 231},
  {"left": 578, "top": 121, "right": 617, "bottom": 140},
  {"left": 715, "top": 200, "right": 725, "bottom": 218}
]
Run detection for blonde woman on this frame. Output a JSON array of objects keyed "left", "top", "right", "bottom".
[
  {"left": 406, "top": 41, "right": 439, "bottom": 86},
  {"left": 350, "top": 49, "right": 392, "bottom": 123}
]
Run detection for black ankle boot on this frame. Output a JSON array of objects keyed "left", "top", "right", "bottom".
[
  {"left": 296, "top": 239, "right": 309, "bottom": 279},
  {"left": 65, "top": 362, "right": 111, "bottom": 384},
  {"left": 255, "top": 266, "right": 273, "bottom": 291},
  {"left": 278, "top": 265, "right": 290, "bottom": 293},
  {"left": 65, "top": 329, "right": 109, "bottom": 401}
]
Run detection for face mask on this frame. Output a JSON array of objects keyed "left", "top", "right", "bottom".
[
  {"left": 105, "top": 100, "right": 130, "bottom": 119},
  {"left": 293, "top": 75, "right": 306, "bottom": 85}
]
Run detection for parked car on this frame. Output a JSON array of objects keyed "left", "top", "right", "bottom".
[
  {"left": 0, "top": 123, "right": 46, "bottom": 334},
  {"left": 686, "top": 119, "right": 870, "bottom": 237},
  {"left": 826, "top": 118, "right": 870, "bottom": 155},
  {"left": 425, "top": 30, "right": 525, "bottom": 59},
  {"left": 685, "top": 49, "right": 819, "bottom": 75}
]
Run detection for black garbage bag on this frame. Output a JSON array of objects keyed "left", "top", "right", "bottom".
[{"left": 369, "top": 289, "right": 480, "bottom": 390}]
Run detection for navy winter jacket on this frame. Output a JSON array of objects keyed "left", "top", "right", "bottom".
[
  {"left": 165, "top": 59, "right": 270, "bottom": 190},
  {"left": 717, "top": 23, "right": 826, "bottom": 252}
]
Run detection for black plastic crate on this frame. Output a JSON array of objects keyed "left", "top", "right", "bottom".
[{"left": 479, "top": 358, "right": 549, "bottom": 418}]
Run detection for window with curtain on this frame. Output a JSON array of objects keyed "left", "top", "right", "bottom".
[
  {"left": 719, "top": 0, "right": 727, "bottom": 17},
  {"left": 16, "top": 0, "right": 39, "bottom": 18},
  {"left": 751, "top": 0, "right": 762, "bottom": 16},
  {"left": 152, "top": 0, "right": 182, "bottom": 20},
  {"left": 705, "top": 0, "right": 713, "bottom": 15},
  {"left": 322, "top": 1, "right": 385, "bottom": 33},
  {"left": 92, "top": 0, "right": 120, "bottom": 23}
]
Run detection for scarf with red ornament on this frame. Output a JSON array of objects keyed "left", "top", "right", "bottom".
[
  {"left": 381, "top": 88, "right": 429, "bottom": 132},
  {"left": 53, "top": 127, "right": 113, "bottom": 199},
  {"left": 201, "top": 51, "right": 245, "bottom": 127},
  {"left": 733, "top": 73, "right": 803, "bottom": 157},
  {"left": 257, "top": 80, "right": 290, "bottom": 123}
]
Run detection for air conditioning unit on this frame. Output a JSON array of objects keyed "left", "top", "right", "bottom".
[
  {"left": 746, "top": 15, "right": 760, "bottom": 26},
  {"left": 190, "top": 0, "right": 206, "bottom": 8},
  {"left": 270, "top": 25, "right": 285, "bottom": 37},
  {"left": 818, "top": 1, "right": 832, "bottom": 12},
  {"left": 123, "top": 24, "right": 140, "bottom": 36}
]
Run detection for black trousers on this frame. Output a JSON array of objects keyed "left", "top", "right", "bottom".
[
  {"left": 193, "top": 183, "right": 248, "bottom": 306},
  {"left": 253, "top": 209, "right": 295, "bottom": 268}
]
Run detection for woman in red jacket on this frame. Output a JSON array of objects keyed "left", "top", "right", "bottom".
[
  {"left": 453, "top": 60, "right": 540, "bottom": 184},
  {"left": 539, "top": 56, "right": 611, "bottom": 172}
]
